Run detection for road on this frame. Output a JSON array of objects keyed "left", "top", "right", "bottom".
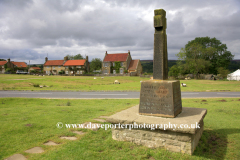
[{"left": 0, "top": 91, "right": 240, "bottom": 99}]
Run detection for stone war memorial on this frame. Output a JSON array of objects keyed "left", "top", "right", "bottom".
[{"left": 106, "top": 9, "right": 207, "bottom": 155}]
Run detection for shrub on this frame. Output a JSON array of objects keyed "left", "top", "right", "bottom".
[
  {"left": 33, "top": 84, "right": 39, "bottom": 87},
  {"left": 66, "top": 101, "right": 71, "bottom": 106},
  {"left": 59, "top": 70, "right": 65, "bottom": 75}
]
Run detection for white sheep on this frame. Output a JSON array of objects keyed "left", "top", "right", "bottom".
[
  {"left": 181, "top": 83, "right": 187, "bottom": 87},
  {"left": 94, "top": 77, "right": 97, "bottom": 79}
]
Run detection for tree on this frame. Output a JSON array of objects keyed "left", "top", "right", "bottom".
[
  {"left": 168, "top": 65, "right": 180, "bottom": 79},
  {"left": 218, "top": 67, "right": 229, "bottom": 79},
  {"left": 176, "top": 44, "right": 213, "bottom": 78},
  {"left": 0, "top": 59, "right": 6, "bottom": 61},
  {"left": 66, "top": 54, "right": 83, "bottom": 60},
  {"left": 185, "top": 37, "right": 234, "bottom": 74},
  {"left": 90, "top": 58, "right": 102, "bottom": 72}
]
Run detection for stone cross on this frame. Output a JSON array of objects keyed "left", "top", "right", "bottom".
[{"left": 153, "top": 9, "right": 168, "bottom": 80}]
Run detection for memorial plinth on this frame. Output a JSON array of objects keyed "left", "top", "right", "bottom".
[
  {"left": 107, "top": 8, "right": 207, "bottom": 155},
  {"left": 106, "top": 105, "right": 207, "bottom": 155},
  {"left": 139, "top": 80, "right": 182, "bottom": 118}
]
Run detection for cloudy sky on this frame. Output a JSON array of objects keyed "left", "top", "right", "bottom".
[{"left": 0, "top": 0, "right": 240, "bottom": 64}]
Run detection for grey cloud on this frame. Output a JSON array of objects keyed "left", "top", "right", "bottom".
[{"left": 0, "top": 0, "right": 240, "bottom": 63}]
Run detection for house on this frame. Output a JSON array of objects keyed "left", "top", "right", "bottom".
[
  {"left": 128, "top": 59, "right": 142, "bottom": 76},
  {"left": 102, "top": 51, "right": 142, "bottom": 75},
  {"left": 29, "top": 67, "right": 41, "bottom": 72},
  {"left": 11, "top": 62, "right": 28, "bottom": 70},
  {"left": 0, "top": 60, "right": 8, "bottom": 73},
  {"left": 43, "top": 57, "right": 65, "bottom": 75},
  {"left": 43, "top": 56, "right": 89, "bottom": 75},
  {"left": 0, "top": 59, "right": 27, "bottom": 73},
  {"left": 63, "top": 56, "right": 89, "bottom": 75}
]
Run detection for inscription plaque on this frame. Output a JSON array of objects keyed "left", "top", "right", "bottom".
[{"left": 139, "top": 80, "right": 182, "bottom": 117}]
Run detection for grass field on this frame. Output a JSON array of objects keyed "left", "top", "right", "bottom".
[
  {"left": 0, "top": 74, "right": 240, "bottom": 92},
  {"left": 1, "top": 98, "right": 240, "bottom": 159}
]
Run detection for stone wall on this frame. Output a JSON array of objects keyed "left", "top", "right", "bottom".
[
  {"left": 43, "top": 66, "right": 65, "bottom": 75},
  {"left": 112, "top": 120, "right": 204, "bottom": 155}
]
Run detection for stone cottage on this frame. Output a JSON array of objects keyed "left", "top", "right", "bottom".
[
  {"left": 43, "top": 56, "right": 89, "bottom": 75},
  {"left": 43, "top": 57, "right": 65, "bottom": 75},
  {"left": 102, "top": 51, "right": 142, "bottom": 75},
  {"left": 29, "top": 67, "right": 42, "bottom": 72},
  {"left": 63, "top": 56, "right": 89, "bottom": 75},
  {"left": 0, "top": 59, "right": 27, "bottom": 73}
]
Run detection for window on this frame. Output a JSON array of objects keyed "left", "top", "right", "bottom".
[
  {"left": 113, "top": 70, "right": 116, "bottom": 74},
  {"left": 58, "top": 66, "right": 61, "bottom": 68},
  {"left": 66, "top": 66, "right": 68, "bottom": 69},
  {"left": 65, "top": 71, "right": 68, "bottom": 74},
  {"left": 121, "top": 62, "right": 123, "bottom": 67},
  {"left": 104, "top": 63, "right": 108, "bottom": 67},
  {"left": 47, "top": 66, "right": 50, "bottom": 68},
  {"left": 77, "top": 66, "right": 81, "bottom": 68},
  {"left": 77, "top": 70, "right": 79, "bottom": 74},
  {"left": 53, "top": 66, "right": 55, "bottom": 69},
  {"left": 113, "top": 62, "right": 115, "bottom": 67},
  {"left": 104, "top": 69, "right": 108, "bottom": 74},
  {"left": 120, "top": 68, "right": 123, "bottom": 74},
  {"left": 71, "top": 71, "right": 73, "bottom": 74},
  {"left": 80, "top": 71, "right": 83, "bottom": 74}
]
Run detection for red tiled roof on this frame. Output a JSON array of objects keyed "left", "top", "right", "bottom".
[
  {"left": 12, "top": 62, "right": 27, "bottom": 68},
  {"left": 103, "top": 53, "right": 129, "bottom": 62},
  {"left": 63, "top": 60, "right": 86, "bottom": 66},
  {"left": 0, "top": 61, "right": 7, "bottom": 65},
  {"left": 44, "top": 60, "right": 64, "bottom": 66},
  {"left": 128, "top": 60, "right": 140, "bottom": 70},
  {"left": 30, "top": 67, "right": 41, "bottom": 70}
]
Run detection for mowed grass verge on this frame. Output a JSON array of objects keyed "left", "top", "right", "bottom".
[
  {"left": 0, "top": 98, "right": 240, "bottom": 159},
  {"left": 1, "top": 74, "right": 240, "bottom": 91},
  {"left": 0, "top": 74, "right": 148, "bottom": 91}
]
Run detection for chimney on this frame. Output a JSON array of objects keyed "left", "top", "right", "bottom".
[
  {"left": 7, "top": 58, "right": 10, "bottom": 63},
  {"left": 86, "top": 56, "right": 88, "bottom": 62},
  {"left": 128, "top": 50, "right": 130, "bottom": 55},
  {"left": 64, "top": 56, "right": 68, "bottom": 62},
  {"left": 105, "top": 51, "right": 108, "bottom": 56},
  {"left": 45, "top": 57, "right": 48, "bottom": 62}
]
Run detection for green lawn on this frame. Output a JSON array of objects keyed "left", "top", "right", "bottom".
[
  {"left": 0, "top": 74, "right": 240, "bottom": 92},
  {"left": 0, "top": 98, "right": 240, "bottom": 159}
]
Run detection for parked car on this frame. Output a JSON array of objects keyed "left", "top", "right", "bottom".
[{"left": 16, "top": 70, "right": 29, "bottom": 74}]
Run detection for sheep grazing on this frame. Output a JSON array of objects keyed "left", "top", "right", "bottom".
[
  {"left": 181, "top": 83, "right": 187, "bottom": 87},
  {"left": 114, "top": 80, "right": 120, "bottom": 84},
  {"left": 94, "top": 77, "right": 97, "bottom": 79},
  {"left": 101, "top": 77, "right": 104, "bottom": 79}
]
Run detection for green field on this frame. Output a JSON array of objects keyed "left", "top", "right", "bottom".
[
  {"left": 1, "top": 74, "right": 240, "bottom": 92},
  {"left": 1, "top": 98, "right": 240, "bottom": 159}
]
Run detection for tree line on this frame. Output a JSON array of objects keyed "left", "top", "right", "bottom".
[{"left": 169, "top": 37, "right": 234, "bottom": 79}]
